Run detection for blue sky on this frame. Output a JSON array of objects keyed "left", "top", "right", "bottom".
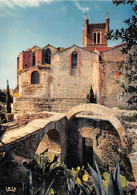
[{"left": 0, "top": 0, "right": 134, "bottom": 90}]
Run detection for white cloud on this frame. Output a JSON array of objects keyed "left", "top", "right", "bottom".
[
  {"left": 74, "top": 0, "right": 89, "bottom": 13},
  {"left": 0, "top": 0, "right": 54, "bottom": 8}
]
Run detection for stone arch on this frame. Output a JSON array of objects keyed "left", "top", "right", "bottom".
[
  {"left": 33, "top": 115, "right": 67, "bottom": 162},
  {"left": 36, "top": 129, "right": 62, "bottom": 161},
  {"left": 66, "top": 104, "right": 126, "bottom": 146}
]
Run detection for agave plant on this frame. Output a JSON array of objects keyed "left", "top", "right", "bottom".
[
  {"left": 0, "top": 124, "right": 15, "bottom": 168},
  {"left": 22, "top": 170, "right": 54, "bottom": 195},
  {"left": 88, "top": 161, "right": 135, "bottom": 195},
  {"left": 64, "top": 166, "right": 93, "bottom": 195},
  {"left": 65, "top": 162, "right": 136, "bottom": 195}
]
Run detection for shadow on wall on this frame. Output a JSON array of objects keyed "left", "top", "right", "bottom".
[
  {"left": 66, "top": 116, "right": 122, "bottom": 169},
  {"left": 36, "top": 129, "right": 62, "bottom": 162}
]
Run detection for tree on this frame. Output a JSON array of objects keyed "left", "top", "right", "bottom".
[
  {"left": 87, "top": 85, "right": 96, "bottom": 103},
  {"left": 0, "top": 90, "right": 6, "bottom": 103},
  {"left": 6, "top": 80, "right": 11, "bottom": 113},
  {"left": 107, "top": 0, "right": 137, "bottom": 105}
]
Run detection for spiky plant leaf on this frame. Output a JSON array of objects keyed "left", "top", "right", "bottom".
[
  {"left": 78, "top": 184, "right": 91, "bottom": 195},
  {"left": 65, "top": 178, "right": 75, "bottom": 195},
  {"left": 95, "top": 161, "right": 106, "bottom": 195},
  {"left": 22, "top": 178, "right": 26, "bottom": 195},
  {"left": 26, "top": 171, "right": 33, "bottom": 195},
  {"left": 45, "top": 179, "right": 54, "bottom": 195},
  {"left": 0, "top": 141, "right": 15, "bottom": 167},
  {"left": 108, "top": 170, "right": 119, "bottom": 195},
  {"left": 116, "top": 163, "right": 124, "bottom": 195},
  {"left": 35, "top": 179, "right": 46, "bottom": 195},
  {"left": 88, "top": 163, "right": 102, "bottom": 195},
  {"left": 0, "top": 125, "right": 7, "bottom": 141}
]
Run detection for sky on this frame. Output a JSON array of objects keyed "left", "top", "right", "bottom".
[{"left": 0, "top": 0, "right": 134, "bottom": 90}]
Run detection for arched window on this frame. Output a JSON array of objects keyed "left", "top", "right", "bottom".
[
  {"left": 31, "top": 71, "right": 40, "bottom": 84},
  {"left": 97, "top": 33, "right": 100, "bottom": 44},
  {"left": 32, "top": 51, "right": 36, "bottom": 66},
  {"left": 94, "top": 33, "right": 96, "bottom": 44},
  {"left": 42, "top": 48, "right": 51, "bottom": 64},
  {"left": 72, "top": 51, "right": 78, "bottom": 67},
  {"left": 93, "top": 32, "right": 101, "bottom": 44}
]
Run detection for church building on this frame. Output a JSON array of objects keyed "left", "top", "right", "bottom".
[{"left": 13, "top": 17, "right": 129, "bottom": 114}]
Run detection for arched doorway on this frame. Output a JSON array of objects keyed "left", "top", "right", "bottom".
[{"left": 78, "top": 127, "right": 93, "bottom": 167}]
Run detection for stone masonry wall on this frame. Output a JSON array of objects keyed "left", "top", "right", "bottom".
[
  {"left": 51, "top": 46, "right": 98, "bottom": 99},
  {"left": 19, "top": 66, "right": 50, "bottom": 98},
  {"left": 67, "top": 116, "right": 121, "bottom": 168},
  {"left": 101, "top": 45, "right": 129, "bottom": 107},
  {"left": 13, "top": 97, "right": 86, "bottom": 115},
  {"left": 16, "top": 112, "right": 53, "bottom": 126}
]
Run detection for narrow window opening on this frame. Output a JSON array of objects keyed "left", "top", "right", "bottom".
[
  {"left": 72, "top": 51, "right": 78, "bottom": 67},
  {"left": 32, "top": 51, "right": 36, "bottom": 66},
  {"left": 31, "top": 71, "right": 40, "bottom": 84},
  {"left": 98, "top": 55, "right": 102, "bottom": 61},
  {"left": 94, "top": 33, "right": 96, "bottom": 44},
  {"left": 97, "top": 33, "right": 100, "bottom": 44}
]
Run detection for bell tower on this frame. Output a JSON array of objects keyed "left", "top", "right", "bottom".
[{"left": 82, "top": 16, "right": 110, "bottom": 49}]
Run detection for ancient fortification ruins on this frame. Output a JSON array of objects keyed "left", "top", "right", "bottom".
[{"left": 1, "top": 17, "right": 137, "bottom": 181}]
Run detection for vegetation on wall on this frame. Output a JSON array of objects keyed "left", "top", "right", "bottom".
[
  {"left": 100, "top": 135, "right": 134, "bottom": 181},
  {"left": 0, "top": 90, "right": 6, "bottom": 103},
  {"left": 107, "top": 0, "right": 137, "bottom": 105},
  {"left": 87, "top": 85, "right": 96, "bottom": 103},
  {"left": 0, "top": 124, "right": 15, "bottom": 168},
  {"left": 6, "top": 80, "right": 12, "bottom": 113}
]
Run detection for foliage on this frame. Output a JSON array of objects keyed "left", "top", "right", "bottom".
[
  {"left": 6, "top": 80, "right": 12, "bottom": 113},
  {"left": 103, "top": 171, "right": 127, "bottom": 191},
  {"left": 64, "top": 162, "right": 136, "bottom": 195},
  {"left": 87, "top": 85, "right": 96, "bottom": 103},
  {"left": 65, "top": 166, "right": 94, "bottom": 195},
  {"left": 100, "top": 135, "right": 134, "bottom": 181},
  {"left": 0, "top": 90, "right": 6, "bottom": 103},
  {"left": 121, "top": 113, "right": 137, "bottom": 122},
  {"left": 22, "top": 170, "right": 55, "bottom": 195},
  {"left": 88, "top": 162, "right": 136, "bottom": 195},
  {"left": 23, "top": 151, "right": 66, "bottom": 179},
  {"left": 0, "top": 124, "right": 15, "bottom": 168},
  {"left": 107, "top": 0, "right": 137, "bottom": 105}
]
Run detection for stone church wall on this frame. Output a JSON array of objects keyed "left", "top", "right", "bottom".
[
  {"left": 101, "top": 45, "right": 129, "bottom": 107},
  {"left": 19, "top": 66, "right": 50, "bottom": 98},
  {"left": 51, "top": 46, "right": 98, "bottom": 99}
]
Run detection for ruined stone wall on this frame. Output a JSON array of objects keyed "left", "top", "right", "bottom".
[
  {"left": 43, "top": 45, "right": 58, "bottom": 56},
  {"left": 51, "top": 46, "right": 98, "bottom": 99},
  {"left": 16, "top": 112, "right": 53, "bottom": 126},
  {"left": 13, "top": 97, "right": 86, "bottom": 115},
  {"left": 67, "top": 117, "right": 120, "bottom": 167}
]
